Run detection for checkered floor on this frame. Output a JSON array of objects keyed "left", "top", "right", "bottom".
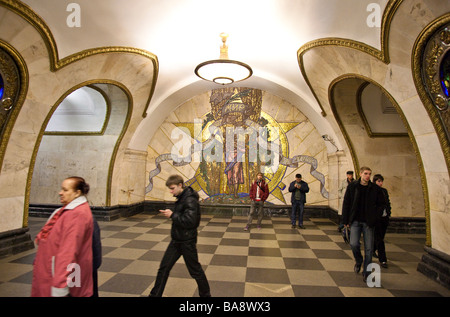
[{"left": 1, "top": 213, "right": 449, "bottom": 297}]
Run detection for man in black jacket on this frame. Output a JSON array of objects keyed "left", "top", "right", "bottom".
[
  {"left": 372, "top": 174, "right": 391, "bottom": 268},
  {"left": 342, "top": 166, "right": 386, "bottom": 283},
  {"left": 149, "top": 175, "right": 210, "bottom": 297}
]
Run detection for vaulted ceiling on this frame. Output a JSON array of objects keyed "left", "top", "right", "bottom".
[{"left": 21, "top": 0, "right": 388, "bottom": 149}]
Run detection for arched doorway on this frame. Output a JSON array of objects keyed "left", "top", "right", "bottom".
[
  {"left": 29, "top": 83, "right": 131, "bottom": 212},
  {"left": 330, "top": 76, "right": 426, "bottom": 222}
]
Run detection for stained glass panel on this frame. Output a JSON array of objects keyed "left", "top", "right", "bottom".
[
  {"left": 0, "top": 74, "right": 4, "bottom": 100},
  {"left": 440, "top": 50, "right": 450, "bottom": 98}
]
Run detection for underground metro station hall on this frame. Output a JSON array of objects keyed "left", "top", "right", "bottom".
[{"left": 0, "top": 0, "right": 449, "bottom": 301}]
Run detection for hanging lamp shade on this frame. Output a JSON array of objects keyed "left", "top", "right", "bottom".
[{"left": 195, "top": 33, "right": 252, "bottom": 85}]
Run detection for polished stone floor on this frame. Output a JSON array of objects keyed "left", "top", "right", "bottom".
[{"left": 0, "top": 213, "right": 449, "bottom": 297}]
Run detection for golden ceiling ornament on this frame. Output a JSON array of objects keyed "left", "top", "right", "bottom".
[{"left": 195, "top": 33, "right": 252, "bottom": 85}]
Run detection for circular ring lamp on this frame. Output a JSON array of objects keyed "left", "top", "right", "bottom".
[{"left": 195, "top": 33, "right": 252, "bottom": 85}]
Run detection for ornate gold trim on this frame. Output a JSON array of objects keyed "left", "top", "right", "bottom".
[
  {"left": 43, "top": 85, "right": 112, "bottom": 136},
  {"left": 297, "top": 0, "right": 402, "bottom": 116},
  {"left": 328, "top": 76, "right": 360, "bottom": 173},
  {"left": 329, "top": 74, "right": 430, "bottom": 246},
  {"left": 25, "top": 80, "right": 133, "bottom": 227},
  {"left": 0, "top": 0, "right": 158, "bottom": 118},
  {"left": 297, "top": 0, "right": 432, "bottom": 245},
  {"left": 412, "top": 14, "right": 450, "bottom": 174},
  {"left": 0, "top": 40, "right": 28, "bottom": 173},
  {"left": 356, "top": 82, "right": 409, "bottom": 138},
  {"left": 0, "top": 1, "right": 152, "bottom": 227}
]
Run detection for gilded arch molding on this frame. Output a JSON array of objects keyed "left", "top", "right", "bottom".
[
  {"left": 297, "top": 0, "right": 402, "bottom": 116},
  {"left": 0, "top": 0, "right": 158, "bottom": 118},
  {"left": 24, "top": 80, "right": 133, "bottom": 227},
  {"left": 0, "top": 40, "right": 28, "bottom": 171},
  {"left": 0, "top": 0, "right": 159, "bottom": 169},
  {"left": 329, "top": 74, "right": 431, "bottom": 245},
  {"left": 43, "top": 84, "right": 112, "bottom": 136},
  {"left": 355, "top": 82, "right": 408, "bottom": 138},
  {"left": 412, "top": 13, "right": 450, "bottom": 174},
  {"left": 297, "top": 0, "right": 449, "bottom": 176},
  {"left": 0, "top": 0, "right": 159, "bottom": 228},
  {"left": 296, "top": 0, "right": 450, "bottom": 247}
]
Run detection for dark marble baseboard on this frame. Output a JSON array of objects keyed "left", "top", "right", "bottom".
[
  {"left": 0, "top": 227, "right": 34, "bottom": 259},
  {"left": 29, "top": 202, "right": 145, "bottom": 221},
  {"left": 29, "top": 201, "right": 427, "bottom": 235},
  {"left": 143, "top": 201, "right": 332, "bottom": 218},
  {"left": 5, "top": 201, "right": 424, "bottom": 260},
  {"left": 417, "top": 246, "right": 450, "bottom": 290},
  {"left": 143, "top": 202, "right": 426, "bottom": 234}
]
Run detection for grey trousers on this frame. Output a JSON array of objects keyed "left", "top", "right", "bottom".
[{"left": 247, "top": 200, "right": 264, "bottom": 226}]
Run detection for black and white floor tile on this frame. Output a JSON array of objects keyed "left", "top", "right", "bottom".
[{"left": 1, "top": 213, "right": 449, "bottom": 298}]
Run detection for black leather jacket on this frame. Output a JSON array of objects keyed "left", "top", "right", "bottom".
[
  {"left": 380, "top": 187, "right": 391, "bottom": 217},
  {"left": 342, "top": 179, "right": 386, "bottom": 227},
  {"left": 170, "top": 186, "right": 201, "bottom": 242}
]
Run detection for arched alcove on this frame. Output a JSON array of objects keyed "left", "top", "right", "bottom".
[
  {"left": 30, "top": 83, "right": 129, "bottom": 207},
  {"left": 45, "top": 86, "right": 110, "bottom": 134},
  {"left": 357, "top": 82, "right": 408, "bottom": 136},
  {"left": 330, "top": 76, "right": 424, "bottom": 218}
]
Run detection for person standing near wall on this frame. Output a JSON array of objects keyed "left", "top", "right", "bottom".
[
  {"left": 289, "top": 174, "right": 310, "bottom": 229},
  {"left": 245, "top": 172, "right": 269, "bottom": 231}
]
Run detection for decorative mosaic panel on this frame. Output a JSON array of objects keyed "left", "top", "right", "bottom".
[{"left": 146, "top": 88, "right": 328, "bottom": 205}]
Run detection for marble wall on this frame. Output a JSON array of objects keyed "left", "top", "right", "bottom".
[
  {"left": 298, "top": 0, "right": 450, "bottom": 253},
  {"left": 0, "top": 4, "right": 157, "bottom": 233}
]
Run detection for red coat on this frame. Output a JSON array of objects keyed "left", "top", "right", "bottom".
[
  {"left": 31, "top": 196, "right": 94, "bottom": 297},
  {"left": 249, "top": 180, "right": 269, "bottom": 201}
]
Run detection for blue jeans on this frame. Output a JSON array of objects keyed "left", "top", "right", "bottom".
[
  {"left": 349, "top": 221, "right": 374, "bottom": 275},
  {"left": 291, "top": 200, "right": 305, "bottom": 226}
]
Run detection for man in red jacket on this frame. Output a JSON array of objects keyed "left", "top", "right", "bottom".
[{"left": 244, "top": 172, "right": 269, "bottom": 231}]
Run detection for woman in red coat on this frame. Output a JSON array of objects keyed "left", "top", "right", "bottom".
[{"left": 31, "top": 176, "right": 94, "bottom": 297}]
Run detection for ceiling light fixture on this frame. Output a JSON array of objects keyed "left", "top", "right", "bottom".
[{"left": 195, "top": 33, "right": 252, "bottom": 85}]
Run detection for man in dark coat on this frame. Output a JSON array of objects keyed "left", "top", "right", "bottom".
[
  {"left": 288, "top": 174, "right": 310, "bottom": 229},
  {"left": 149, "top": 175, "right": 210, "bottom": 297},
  {"left": 342, "top": 166, "right": 386, "bottom": 283},
  {"left": 372, "top": 174, "right": 391, "bottom": 268}
]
